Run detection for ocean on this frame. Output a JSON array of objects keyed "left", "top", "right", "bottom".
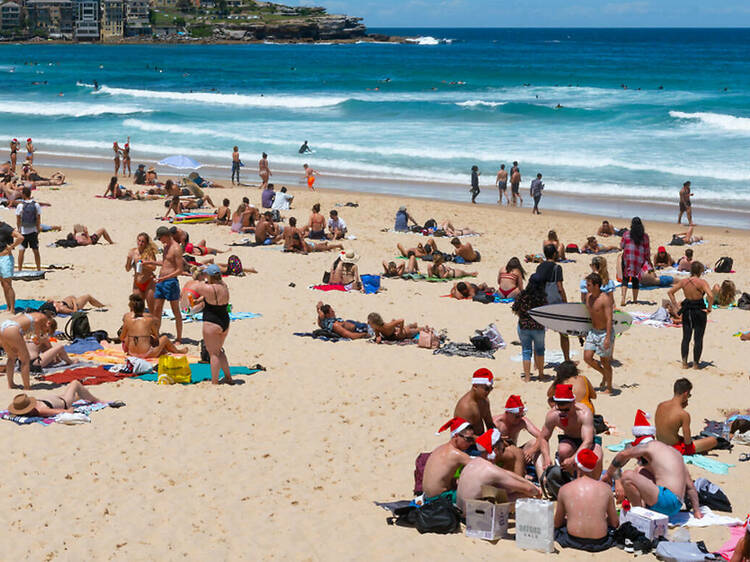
[{"left": 2, "top": 28, "right": 750, "bottom": 226}]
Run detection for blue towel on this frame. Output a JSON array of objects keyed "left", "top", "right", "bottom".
[
  {"left": 0, "top": 299, "right": 47, "bottom": 312},
  {"left": 361, "top": 274, "right": 381, "bottom": 294},
  {"left": 135, "top": 365, "right": 260, "bottom": 383},
  {"left": 162, "top": 310, "right": 262, "bottom": 323},
  {"left": 64, "top": 337, "right": 104, "bottom": 354}
]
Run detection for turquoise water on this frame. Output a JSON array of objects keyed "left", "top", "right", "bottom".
[{"left": 2, "top": 28, "right": 750, "bottom": 217}]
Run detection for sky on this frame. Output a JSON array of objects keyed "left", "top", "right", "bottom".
[{"left": 284, "top": 0, "right": 750, "bottom": 27}]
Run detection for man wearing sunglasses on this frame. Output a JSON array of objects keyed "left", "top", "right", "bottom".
[
  {"left": 535, "top": 384, "right": 602, "bottom": 479},
  {"left": 453, "top": 368, "right": 496, "bottom": 438},
  {"left": 422, "top": 417, "right": 476, "bottom": 504},
  {"left": 493, "top": 395, "right": 543, "bottom": 477}
]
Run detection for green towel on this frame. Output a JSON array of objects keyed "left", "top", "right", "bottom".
[{"left": 136, "top": 365, "right": 259, "bottom": 384}]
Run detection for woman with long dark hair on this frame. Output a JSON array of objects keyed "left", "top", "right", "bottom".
[{"left": 619, "top": 217, "right": 651, "bottom": 306}]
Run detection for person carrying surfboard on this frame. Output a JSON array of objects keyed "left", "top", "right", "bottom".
[
  {"left": 536, "top": 244, "right": 571, "bottom": 363},
  {"left": 583, "top": 272, "right": 615, "bottom": 394}
]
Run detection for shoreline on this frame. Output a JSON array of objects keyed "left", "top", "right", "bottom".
[{"left": 35, "top": 150, "right": 750, "bottom": 231}]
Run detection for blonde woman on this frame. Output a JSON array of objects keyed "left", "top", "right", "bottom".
[
  {"left": 712, "top": 280, "right": 737, "bottom": 308},
  {"left": 125, "top": 232, "right": 158, "bottom": 312}
]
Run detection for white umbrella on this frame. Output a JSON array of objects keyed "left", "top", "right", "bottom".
[{"left": 158, "top": 155, "right": 202, "bottom": 169}]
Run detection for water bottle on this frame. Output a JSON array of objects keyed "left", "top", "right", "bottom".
[{"left": 135, "top": 260, "right": 142, "bottom": 274}]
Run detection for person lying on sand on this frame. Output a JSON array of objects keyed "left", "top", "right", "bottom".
[
  {"left": 119, "top": 294, "right": 186, "bottom": 358},
  {"left": 184, "top": 241, "right": 224, "bottom": 256},
  {"left": 190, "top": 256, "right": 256, "bottom": 276},
  {"left": 26, "top": 318, "right": 74, "bottom": 368},
  {"left": 103, "top": 176, "right": 133, "bottom": 200},
  {"left": 450, "top": 281, "right": 493, "bottom": 299},
  {"left": 597, "top": 220, "right": 616, "bottom": 237},
  {"left": 6, "top": 380, "right": 107, "bottom": 418},
  {"left": 316, "top": 302, "right": 369, "bottom": 339},
  {"left": 713, "top": 280, "right": 737, "bottom": 307},
  {"left": 581, "top": 236, "right": 618, "bottom": 254},
  {"left": 382, "top": 255, "right": 419, "bottom": 277},
  {"left": 397, "top": 241, "right": 434, "bottom": 259},
  {"left": 450, "top": 237, "right": 480, "bottom": 262},
  {"left": 673, "top": 225, "right": 702, "bottom": 245},
  {"left": 440, "top": 220, "right": 479, "bottom": 236},
  {"left": 163, "top": 195, "right": 213, "bottom": 219},
  {"left": 69, "top": 224, "right": 113, "bottom": 246},
  {"left": 661, "top": 298, "right": 682, "bottom": 324},
  {"left": 427, "top": 253, "right": 477, "bottom": 279},
  {"left": 49, "top": 294, "right": 106, "bottom": 314},
  {"left": 367, "top": 312, "right": 422, "bottom": 343}
]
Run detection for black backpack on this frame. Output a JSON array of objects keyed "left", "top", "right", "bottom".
[
  {"left": 65, "top": 311, "right": 91, "bottom": 340},
  {"left": 20, "top": 200, "right": 38, "bottom": 228},
  {"left": 737, "top": 292, "right": 750, "bottom": 311},
  {"left": 415, "top": 497, "right": 460, "bottom": 534},
  {"left": 714, "top": 256, "right": 733, "bottom": 273},
  {"left": 541, "top": 465, "right": 573, "bottom": 500},
  {"left": 668, "top": 235, "right": 685, "bottom": 246}
]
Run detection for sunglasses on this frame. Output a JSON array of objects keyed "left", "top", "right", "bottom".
[
  {"left": 458, "top": 433, "right": 475, "bottom": 442},
  {"left": 554, "top": 403, "right": 572, "bottom": 412}
]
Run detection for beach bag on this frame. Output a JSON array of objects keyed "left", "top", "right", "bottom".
[
  {"left": 593, "top": 414, "right": 608, "bottom": 435},
  {"left": 200, "top": 340, "right": 210, "bottom": 363},
  {"left": 226, "top": 254, "right": 243, "bottom": 276},
  {"left": 64, "top": 311, "right": 91, "bottom": 340},
  {"left": 540, "top": 465, "right": 573, "bottom": 500},
  {"left": 415, "top": 497, "right": 460, "bottom": 534},
  {"left": 470, "top": 335, "right": 492, "bottom": 351},
  {"left": 414, "top": 452, "right": 431, "bottom": 494},
  {"left": 423, "top": 218, "right": 437, "bottom": 230},
  {"left": 693, "top": 478, "right": 732, "bottom": 512},
  {"left": 565, "top": 243, "right": 579, "bottom": 254},
  {"left": 714, "top": 256, "right": 733, "bottom": 273},
  {"left": 157, "top": 355, "right": 191, "bottom": 385},
  {"left": 515, "top": 498, "right": 555, "bottom": 553},
  {"left": 418, "top": 329, "right": 440, "bottom": 349},
  {"left": 472, "top": 291, "right": 494, "bottom": 304},
  {"left": 386, "top": 503, "right": 419, "bottom": 528},
  {"left": 669, "top": 234, "right": 685, "bottom": 246},
  {"left": 478, "top": 323, "right": 504, "bottom": 349},
  {"left": 271, "top": 209, "right": 281, "bottom": 222},
  {"left": 737, "top": 292, "right": 750, "bottom": 310},
  {"left": 20, "top": 200, "right": 38, "bottom": 228}
]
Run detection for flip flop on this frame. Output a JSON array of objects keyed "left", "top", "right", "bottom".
[
  {"left": 108, "top": 401, "right": 126, "bottom": 408},
  {"left": 739, "top": 453, "right": 750, "bottom": 462}
]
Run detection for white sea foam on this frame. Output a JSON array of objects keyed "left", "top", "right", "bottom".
[
  {"left": 455, "top": 100, "right": 507, "bottom": 108},
  {"left": 76, "top": 81, "right": 96, "bottom": 88},
  {"left": 670, "top": 110, "right": 750, "bottom": 134},
  {"left": 0, "top": 100, "right": 150, "bottom": 117}
]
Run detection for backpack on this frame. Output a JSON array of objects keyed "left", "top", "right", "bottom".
[
  {"left": 423, "top": 218, "right": 437, "bottom": 230},
  {"left": 64, "top": 311, "right": 91, "bottom": 340},
  {"left": 472, "top": 291, "right": 494, "bottom": 304},
  {"left": 20, "top": 200, "right": 38, "bottom": 228},
  {"left": 668, "top": 234, "right": 685, "bottom": 246},
  {"left": 737, "top": 292, "right": 750, "bottom": 311},
  {"left": 540, "top": 465, "right": 573, "bottom": 500},
  {"left": 714, "top": 256, "right": 733, "bottom": 273},
  {"left": 226, "top": 254, "right": 243, "bottom": 276},
  {"left": 415, "top": 497, "right": 460, "bottom": 534},
  {"left": 565, "top": 243, "right": 579, "bottom": 254},
  {"left": 692, "top": 478, "right": 732, "bottom": 512}
]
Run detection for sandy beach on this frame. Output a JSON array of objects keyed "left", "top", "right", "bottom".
[{"left": 1, "top": 166, "right": 748, "bottom": 560}]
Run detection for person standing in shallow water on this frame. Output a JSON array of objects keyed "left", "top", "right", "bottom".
[
  {"left": 231, "top": 146, "right": 241, "bottom": 185},
  {"left": 530, "top": 173, "right": 544, "bottom": 214},
  {"left": 470, "top": 165, "right": 480, "bottom": 204}
]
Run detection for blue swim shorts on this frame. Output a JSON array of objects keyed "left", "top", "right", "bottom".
[
  {"left": 648, "top": 486, "right": 682, "bottom": 517},
  {"left": 0, "top": 254, "right": 14, "bottom": 279},
  {"left": 154, "top": 277, "right": 180, "bottom": 301}
]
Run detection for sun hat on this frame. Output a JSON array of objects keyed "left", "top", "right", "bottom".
[
  {"left": 155, "top": 226, "right": 170, "bottom": 238},
  {"left": 8, "top": 393, "right": 37, "bottom": 416},
  {"left": 340, "top": 250, "right": 359, "bottom": 264},
  {"left": 203, "top": 264, "right": 221, "bottom": 276},
  {"left": 147, "top": 166, "right": 155, "bottom": 172}
]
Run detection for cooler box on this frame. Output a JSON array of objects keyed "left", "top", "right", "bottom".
[
  {"left": 465, "top": 500, "right": 511, "bottom": 540},
  {"left": 515, "top": 498, "right": 555, "bottom": 553},
  {"left": 619, "top": 506, "right": 668, "bottom": 540}
]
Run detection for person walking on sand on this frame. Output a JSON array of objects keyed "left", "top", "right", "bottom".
[
  {"left": 122, "top": 137, "right": 131, "bottom": 177},
  {"left": 303, "top": 163, "right": 318, "bottom": 191},
  {"left": 583, "top": 273, "right": 614, "bottom": 394},
  {"left": 510, "top": 161, "right": 523, "bottom": 206},
  {"left": 619, "top": 216, "right": 651, "bottom": 306},
  {"left": 9, "top": 138, "right": 19, "bottom": 173},
  {"left": 0, "top": 220, "right": 24, "bottom": 314},
  {"left": 668, "top": 261, "right": 712, "bottom": 369},
  {"left": 469, "top": 165, "right": 480, "bottom": 204},
  {"left": 146, "top": 226, "right": 183, "bottom": 343},
  {"left": 530, "top": 173, "right": 544, "bottom": 214},
  {"left": 678, "top": 181, "right": 693, "bottom": 226},
  {"left": 15, "top": 187, "right": 41, "bottom": 272},
  {"left": 231, "top": 146, "right": 241, "bottom": 185},
  {"left": 113, "top": 141, "right": 121, "bottom": 176},
  {"left": 258, "top": 152, "right": 271, "bottom": 190},
  {"left": 496, "top": 164, "right": 509, "bottom": 205},
  {"left": 25, "top": 138, "right": 34, "bottom": 165}
]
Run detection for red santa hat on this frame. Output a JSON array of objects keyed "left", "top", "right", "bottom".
[
  {"left": 475, "top": 428, "right": 501, "bottom": 460},
  {"left": 27, "top": 138, "right": 32, "bottom": 142},
  {"left": 553, "top": 384, "right": 575, "bottom": 402},
  {"left": 471, "top": 368, "right": 494, "bottom": 387},
  {"left": 632, "top": 409, "right": 656, "bottom": 437},
  {"left": 505, "top": 395, "right": 526, "bottom": 414},
  {"left": 575, "top": 448, "right": 599, "bottom": 473},
  {"left": 436, "top": 417, "right": 471, "bottom": 437},
  {"left": 12, "top": 138, "right": 17, "bottom": 143}
]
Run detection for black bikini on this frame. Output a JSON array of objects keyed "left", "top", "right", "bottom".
[{"left": 202, "top": 286, "right": 230, "bottom": 331}]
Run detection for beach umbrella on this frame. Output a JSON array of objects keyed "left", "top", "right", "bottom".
[{"left": 158, "top": 155, "right": 202, "bottom": 169}]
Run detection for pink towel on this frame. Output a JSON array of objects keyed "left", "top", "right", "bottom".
[{"left": 717, "top": 525, "right": 746, "bottom": 560}]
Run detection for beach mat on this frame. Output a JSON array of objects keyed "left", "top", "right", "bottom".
[
  {"left": 43, "top": 366, "right": 134, "bottom": 386},
  {"left": 134, "top": 364, "right": 261, "bottom": 384},
  {"left": 11, "top": 271, "right": 46, "bottom": 281},
  {"left": 1, "top": 401, "right": 110, "bottom": 426},
  {"left": 0, "top": 299, "right": 47, "bottom": 312},
  {"left": 161, "top": 310, "right": 262, "bottom": 323}
]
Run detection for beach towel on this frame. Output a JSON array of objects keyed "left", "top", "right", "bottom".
[
  {"left": 161, "top": 310, "right": 262, "bottom": 323},
  {"left": 0, "top": 299, "right": 47, "bottom": 312},
  {"left": 630, "top": 310, "right": 680, "bottom": 328},
  {"left": 400, "top": 273, "right": 472, "bottom": 283},
  {"left": 39, "top": 361, "right": 102, "bottom": 375},
  {"left": 606, "top": 440, "right": 734, "bottom": 474},
  {"left": 134, "top": 364, "right": 260, "bottom": 384},
  {"left": 669, "top": 506, "right": 743, "bottom": 528},
  {"left": 1, "top": 400, "right": 110, "bottom": 426},
  {"left": 11, "top": 270, "right": 46, "bottom": 281},
  {"left": 311, "top": 284, "right": 349, "bottom": 292},
  {"left": 64, "top": 337, "right": 104, "bottom": 354},
  {"left": 19, "top": 263, "right": 73, "bottom": 271},
  {"left": 510, "top": 349, "right": 578, "bottom": 364},
  {"left": 716, "top": 525, "right": 747, "bottom": 560},
  {"left": 43, "top": 366, "right": 133, "bottom": 386},
  {"left": 432, "top": 342, "right": 495, "bottom": 359}
]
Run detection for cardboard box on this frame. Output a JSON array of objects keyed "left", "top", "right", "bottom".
[
  {"left": 465, "top": 499, "right": 511, "bottom": 540},
  {"left": 620, "top": 506, "right": 668, "bottom": 540}
]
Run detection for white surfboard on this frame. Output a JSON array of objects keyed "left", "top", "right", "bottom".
[{"left": 528, "top": 303, "right": 632, "bottom": 337}]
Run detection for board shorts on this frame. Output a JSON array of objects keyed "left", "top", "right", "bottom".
[
  {"left": 498, "top": 181, "right": 507, "bottom": 190},
  {"left": 584, "top": 328, "right": 613, "bottom": 358},
  {"left": 0, "top": 254, "right": 14, "bottom": 278},
  {"left": 424, "top": 489, "right": 457, "bottom": 505},
  {"left": 648, "top": 486, "right": 682, "bottom": 517},
  {"left": 679, "top": 200, "right": 691, "bottom": 213},
  {"left": 558, "top": 434, "right": 602, "bottom": 449},
  {"left": 555, "top": 527, "right": 616, "bottom": 553},
  {"left": 154, "top": 277, "right": 180, "bottom": 301},
  {"left": 672, "top": 437, "right": 696, "bottom": 456},
  {"left": 308, "top": 229, "right": 326, "bottom": 240},
  {"left": 307, "top": 176, "right": 316, "bottom": 188},
  {"left": 511, "top": 182, "right": 520, "bottom": 194},
  {"left": 21, "top": 231, "right": 39, "bottom": 250}
]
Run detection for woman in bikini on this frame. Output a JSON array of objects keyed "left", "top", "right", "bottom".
[
  {"left": 181, "top": 268, "right": 207, "bottom": 316},
  {"left": 0, "top": 308, "right": 55, "bottom": 389},
  {"left": 546, "top": 361, "right": 597, "bottom": 414},
  {"left": 329, "top": 251, "right": 363, "bottom": 291},
  {"left": 6, "top": 381, "right": 103, "bottom": 418},
  {"left": 113, "top": 141, "right": 121, "bottom": 175},
  {"left": 367, "top": 312, "right": 422, "bottom": 343},
  {"left": 427, "top": 252, "right": 477, "bottom": 279},
  {"left": 103, "top": 176, "right": 133, "bottom": 199},
  {"left": 50, "top": 294, "right": 106, "bottom": 315},
  {"left": 26, "top": 318, "right": 74, "bottom": 369},
  {"left": 122, "top": 138, "right": 131, "bottom": 177},
  {"left": 231, "top": 203, "right": 255, "bottom": 233},
  {"left": 306, "top": 203, "right": 326, "bottom": 239},
  {"left": 190, "top": 264, "right": 233, "bottom": 384},
  {"left": 126, "top": 232, "right": 158, "bottom": 313},
  {"left": 497, "top": 257, "right": 525, "bottom": 299},
  {"left": 712, "top": 280, "right": 736, "bottom": 308},
  {"left": 668, "top": 261, "right": 713, "bottom": 369},
  {"left": 543, "top": 230, "right": 566, "bottom": 261},
  {"left": 120, "top": 294, "right": 186, "bottom": 358}
]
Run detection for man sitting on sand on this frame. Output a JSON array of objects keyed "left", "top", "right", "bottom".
[
  {"left": 6, "top": 380, "right": 110, "bottom": 418},
  {"left": 394, "top": 206, "right": 419, "bottom": 232},
  {"left": 493, "top": 395, "right": 542, "bottom": 477},
  {"left": 602, "top": 409, "right": 702, "bottom": 519},
  {"left": 655, "top": 377, "right": 720, "bottom": 455},
  {"left": 450, "top": 237, "right": 480, "bottom": 263},
  {"left": 367, "top": 312, "right": 422, "bottom": 343},
  {"left": 120, "top": 294, "right": 186, "bottom": 358},
  {"left": 422, "top": 417, "right": 475, "bottom": 503},
  {"left": 536, "top": 384, "right": 602, "bottom": 478},
  {"left": 554, "top": 449, "right": 618, "bottom": 553},
  {"left": 68, "top": 224, "right": 113, "bottom": 246},
  {"left": 456, "top": 428, "right": 542, "bottom": 512},
  {"left": 315, "top": 302, "right": 369, "bottom": 339},
  {"left": 327, "top": 210, "right": 347, "bottom": 240},
  {"left": 255, "top": 211, "right": 282, "bottom": 245},
  {"left": 453, "top": 369, "right": 495, "bottom": 437}
]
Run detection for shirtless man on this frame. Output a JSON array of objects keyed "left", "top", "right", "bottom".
[
  {"left": 453, "top": 368, "right": 495, "bottom": 436},
  {"left": 255, "top": 211, "right": 282, "bottom": 245},
  {"left": 9, "top": 138, "right": 19, "bottom": 172},
  {"left": 120, "top": 294, "right": 186, "bottom": 358},
  {"left": 510, "top": 162, "right": 522, "bottom": 206},
  {"left": 282, "top": 217, "right": 306, "bottom": 253},
  {"left": 655, "top": 377, "right": 719, "bottom": 455},
  {"left": 422, "top": 417, "right": 475, "bottom": 502},
  {"left": 493, "top": 395, "right": 542, "bottom": 476},
  {"left": 536, "top": 384, "right": 603, "bottom": 479},
  {"left": 396, "top": 241, "right": 432, "bottom": 259},
  {"left": 147, "top": 226, "right": 183, "bottom": 342},
  {"left": 258, "top": 152, "right": 271, "bottom": 190},
  {"left": 315, "top": 302, "right": 369, "bottom": 339},
  {"left": 303, "top": 163, "right": 317, "bottom": 191},
  {"left": 602, "top": 410, "right": 702, "bottom": 520},
  {"left": 231, "top": 146, "right": 241, "bottom": 185},
  {"left": 496, "top": 164, "right": 509, "bottom": 205},
  {"left": 678, "top": 180, "right": 693, "bottom": 226},
  {"left": 554, "top": 449, "right": 618, "bottom": 553},
  {"left": 583, "top": 273, "right": 614, "bottom": 393},
  {"left": 597, "top": 220, "right": 616, "bottom": 237},
  {"left": 456, "top": 428, "right": 541, "bottom": 512},
  {"left": 450, "top": 237, "right": 480, "bottom": 263}
]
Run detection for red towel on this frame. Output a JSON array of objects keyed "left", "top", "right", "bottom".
[
  {"left": 43, "top": 367, "right": 132, "bottom": 386},
  {"left": 311, "top": 284, "right": 348, "bottom": 292}
]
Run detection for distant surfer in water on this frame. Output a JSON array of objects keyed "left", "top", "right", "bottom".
[
  {"left": 93, "top": 80, "right": 99, "bottom": 90},
  {"left": 299, "top": 141, "right": 312, "bottom": 154},
  {"left": 303, "top": 164, "right": 318, "bottom": 191}
]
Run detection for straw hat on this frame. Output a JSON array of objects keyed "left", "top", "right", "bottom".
[
  {"left": 147, "top": 166, "right": 155, "bottom": 172},
  {"left": 340, "top": 250, "right": 359, "bottom": 264},
  {"left": 8, "top": 393, "right": 37, "bottom": 416}
]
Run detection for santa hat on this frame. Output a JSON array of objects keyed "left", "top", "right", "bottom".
[
  {"left": 632, "top": 409, "right": 655, "bottom": 437},
  {"left": 575, "top": 448, "right": 599, "bottom": 473},
  {"left": 744, "top": 514, "right": 750, "bottom": 534},
  {"left": 471, "top": 368, "right": 493, "bottom": 386},
  {"left": 475, "top": 428, "right": 501, "bottom": 460},
  {"left": 553, "top": 384, "right": 575, "bottom": 402},
  {"left": 12, "top": 138, "right": 17, "bottom": 142},
  {"left": 505, "top": 395, "right": 526, "bottom": 414},
  {"left": 27, "top": 138, "right": 31, "bottom": 142},
  {"left": 436, "top": 417, "right": 471, "bottom": 437}
]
